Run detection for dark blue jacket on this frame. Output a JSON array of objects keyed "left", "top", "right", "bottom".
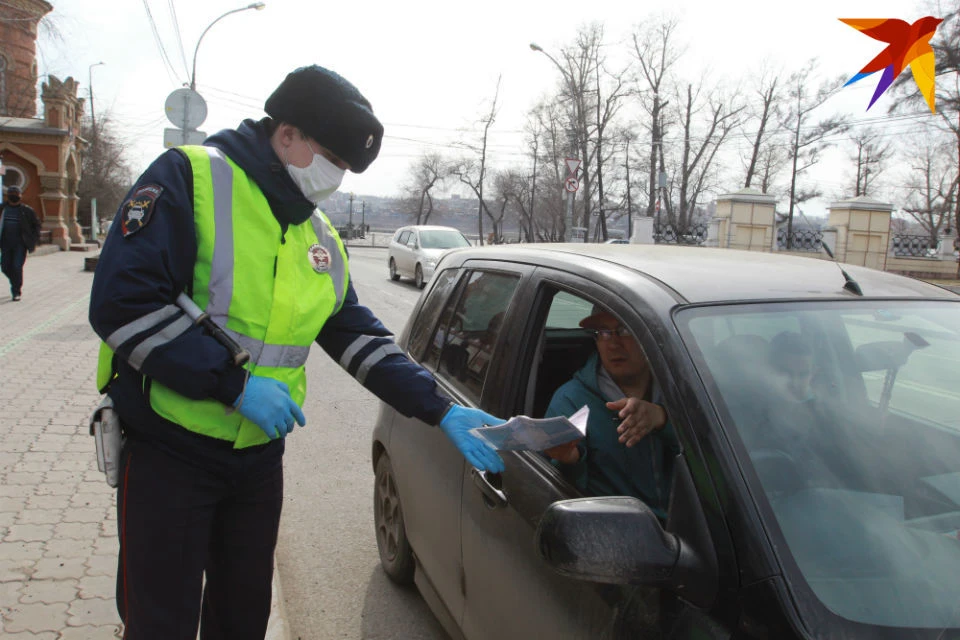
[{"left": 89, "top": 118, "right": 450, "bottom": 456}]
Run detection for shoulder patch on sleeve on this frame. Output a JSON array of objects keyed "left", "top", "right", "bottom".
[{"left": 121, "top": 184, "right": 163, "bottom": 238}]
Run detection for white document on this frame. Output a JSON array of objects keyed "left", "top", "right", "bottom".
[{"left": 470, "top": 405, "right": 589, "bottom": 451}]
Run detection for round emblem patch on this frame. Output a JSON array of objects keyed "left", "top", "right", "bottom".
[
  {"left": 308, "top": 243, "right": 331, "bottom": 273},
  {"left": 365, "top": 134, "right": 374, "bottom": 149}
]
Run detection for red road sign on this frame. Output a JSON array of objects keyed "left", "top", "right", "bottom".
[
  {"left": 565, "top": 158, "right": 581, "bottom": 179},
  {"left": 564, "top": 177, "right": 580, "bottom": 193}
]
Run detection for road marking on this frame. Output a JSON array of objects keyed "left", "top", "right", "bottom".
[{"left": 0, "top": 295, "right": 91, "bottom": 358}]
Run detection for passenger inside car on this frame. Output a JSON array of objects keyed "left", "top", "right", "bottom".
[{"left": 542, "top": 305, "right": 680, "bottom": 518}]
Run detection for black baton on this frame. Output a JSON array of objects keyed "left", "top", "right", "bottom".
[{"left": 176, "top": 293, "right": 251, "bottom": 366}]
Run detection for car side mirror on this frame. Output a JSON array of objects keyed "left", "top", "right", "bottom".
[{"left": 536, "top": 496, "right": 713, "bottom": 605}]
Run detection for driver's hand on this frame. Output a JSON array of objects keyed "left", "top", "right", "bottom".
[
  {"left": 544, "top": 439, "right": 581, "bottom": 464},
  {"left": 608, "top": 397, "right": 667, "bottom": 447}
]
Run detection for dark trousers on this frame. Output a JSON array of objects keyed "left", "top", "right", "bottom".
[
  {"left": 116, "top": 436, "right": 284, "bottom": 640},
  {"left": 0, "top": 242, "right": 26, "bottom": 296}
]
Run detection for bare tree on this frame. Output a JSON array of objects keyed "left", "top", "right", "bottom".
[
  {"left": 847, "top": 127, "right": 892, "bottom": 197},
  {"left": 589, "top": 28, "right": 630, "bottom": 241},
  {"left": 540, "top": 24, "right": 628, "bottom": 239},
  {"left": 78, "top": 112, "right": 135, "bottom": 230},
  {"left": 631, "top": 16, "right": 683, "bottom": 218},
  {"left": 487, "top": 170, "right": 522, "bottom": 243},
  {"left": 901, "top": 139, "right": 958, "bottom": 245},
  {"left": 526, "top": 98, "right": 572, "bottom": 241},
  {"left": 782, "top": 60, "right": 849, "bottom": 247},
  {"left": 449, "top": 76, "right": 501, "bottom": 245},
  {"left": 403, "top": 153, "right": 446, "bottom": 225},
  {"left": 670, "top": 80, "right": 743, "bottom": 229},
  {"left": 890, "top": 4, "right": 960, "bottom": 232},
  {"left": 741, "top": 68, "right": 783, "bottom": 190},
  {"left": 754, "top": 142, "right": 788, "bottom": 194}
]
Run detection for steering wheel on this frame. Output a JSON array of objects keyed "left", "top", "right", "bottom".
[{"left": 750, "top": 448, "right": 807, "bottom": 498}]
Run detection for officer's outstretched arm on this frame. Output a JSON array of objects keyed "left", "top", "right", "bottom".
[
  {"left": 316, "top": 280, "right": 451, "bottom": 425},
  {"left": 89, "top": 150, "right": 246, "bottom": 406}
]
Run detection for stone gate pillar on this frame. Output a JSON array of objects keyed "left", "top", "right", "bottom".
[
  {"left": 827, "top": 196, "right": 893, "bottom": 270},
  {"left": 713, "top": 188, "right": 778, "bottom": 251}
]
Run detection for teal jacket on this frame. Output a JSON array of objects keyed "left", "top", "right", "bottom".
[{"left": 545, "top": 352, "right": 679, "bottom": 518}]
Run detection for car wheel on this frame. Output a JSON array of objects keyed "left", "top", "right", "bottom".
[
  {"left": 415, "top": 264, "right": 425, "bottom": 289},
  {"left": 389, "top": 258, "right": 400, "bottom": 281},
  {"left": 374, "top": 454, "right": 415, "bottom": 584}
]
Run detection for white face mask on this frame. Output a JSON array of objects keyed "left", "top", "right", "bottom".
[{"left": 285, "top": 138, "right": 346, "bottom": 205}]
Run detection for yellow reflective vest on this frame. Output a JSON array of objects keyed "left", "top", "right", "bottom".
[{"left": 97, "top": 145, "right": 349, "bottom": 448}]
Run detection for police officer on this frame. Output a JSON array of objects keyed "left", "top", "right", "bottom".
[{"left": 88, "top": 65, "right": 504, "bottom": 640}]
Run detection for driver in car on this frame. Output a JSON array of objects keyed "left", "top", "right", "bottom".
[{"left": 542, "top": 306, "right": 679, "bottom": 519}]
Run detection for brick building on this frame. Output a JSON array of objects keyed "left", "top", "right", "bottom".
[{"left": 0, "top": 0, "right": 88, "bottom": 250}]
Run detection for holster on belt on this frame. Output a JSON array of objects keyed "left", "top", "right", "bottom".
[{"left": 89, "top": 396, "right": 124, "bottom": 488}]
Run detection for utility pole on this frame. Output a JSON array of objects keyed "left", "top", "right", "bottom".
[
  {"left": 88, "top": 61, "right": 105, "bottom": 239},
  {"left": 624, "top": 135, "right": 633, "bottom": 241},
  {"left": 88, "top": 62, "right": 104, "bottom": 145},
  {"left": 361, "top": 200, "right": 365, "bottom": 236},
  {"left": 529, "top": 133, "right": 538, "bottom": 243},
  {"left": 348, "top": 192, "right": 354, "bottom": 238}
]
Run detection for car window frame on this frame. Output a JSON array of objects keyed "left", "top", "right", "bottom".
[
  {"left": 414, "top": 263, "right": 528, "bottom": 407},
  {"left": 479, "top": 265, "right": 695, "bottom": 501},
  {"left": 406, "top": 267, "right": 464, "bottom": 362}
]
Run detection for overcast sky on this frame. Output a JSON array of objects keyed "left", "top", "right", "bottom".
[{"left": 37, "top": 0, "right": 946, "bottom": 216}]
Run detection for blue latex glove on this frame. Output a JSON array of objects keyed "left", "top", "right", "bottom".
[
  {"left": 234, "top": 375, "right": 306, "bottom": 439},
  {"left": 439, "top": 405, "right": 505, "bottom": 473}
]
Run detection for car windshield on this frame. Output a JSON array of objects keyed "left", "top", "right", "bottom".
[
  {"left": 677, "top": 300, "right": 960, "bottom": 630},
  {"left": 418, "top": 230, "right": 470, "bottom": 250}
]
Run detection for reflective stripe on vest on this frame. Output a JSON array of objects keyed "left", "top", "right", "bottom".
[
  {"left": 140, "top": 145, "right": 349, "bottom": 448},
  {"left": 200, "top": 147, "right": 347, "bottom": 369}
]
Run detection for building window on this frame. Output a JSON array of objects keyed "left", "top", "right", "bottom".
[{"left": 2, "top": 166, "right": 26, "bottom": 192}]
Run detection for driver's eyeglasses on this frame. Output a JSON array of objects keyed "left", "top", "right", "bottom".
[{"left": 590, "top": 326, "right": 632, "bottom": 341}]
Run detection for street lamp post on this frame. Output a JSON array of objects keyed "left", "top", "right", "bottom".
[
  {"left": 88, "top": 62, "right": 105, "bottom": 142},
  {"left": 530, "top": 42, "right": 581, "bottom": 242},
  {"left": 190, "top": 3, "right": 266, "bottom": 92},
  {"left": 88, "top": 61, "right": 105, "bottom": 242}
]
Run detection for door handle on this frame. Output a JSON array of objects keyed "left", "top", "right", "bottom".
[{"left": 471, "top": 468, "right": 507, "bottom": 508}]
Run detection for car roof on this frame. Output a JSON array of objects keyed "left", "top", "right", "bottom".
[
  {"left": 449, "top": 244, "right": 956, "bottom": 303},
  {"left": 398, "top": 225, "right": 463, "bottom": 232}
]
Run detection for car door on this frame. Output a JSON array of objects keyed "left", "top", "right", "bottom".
[
  {"left": 392, "top": 266, "right": 524, "bottom": 630},
  {"left": 400, "top": 229, "right": 420, "bottom": 276},
  {"left": 393, "top": 229, "right": 412, "bottom": 277},
  {"left": 459, "top": 271, "right": 667, "bottom": 640},
  {"left": 384, "top": 267, "right": 466, "bottom": 628}
]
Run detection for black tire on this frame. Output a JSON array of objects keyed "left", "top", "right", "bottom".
[
  {"left": 415, "top": 264, "right": 425, "bottom": 289},
  {"left": 389, "top": 258, "right": 401, "bottom": 281},
  {"left": 374, "top": 454, "right": 415, "bottom": 584}
]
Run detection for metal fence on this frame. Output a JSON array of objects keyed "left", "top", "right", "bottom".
[
  {"left": 891, "top": 233, "right": 940, "bottom": 258},
  {"left": 653, "top": 222, "right": 709, "bottom": 246},
  {"left": 776, "top": 228, "right": 823, "bottom": 252}
]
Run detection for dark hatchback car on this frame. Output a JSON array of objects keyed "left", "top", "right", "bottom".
[{"left": 371, "top": 244, "right": 960, "bottom": 640}]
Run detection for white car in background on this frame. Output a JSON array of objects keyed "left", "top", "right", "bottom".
[{"left": 388, "top": 225, "right": 471, "bottom": 288}]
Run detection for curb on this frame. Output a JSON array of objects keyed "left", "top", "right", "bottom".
[{"left": 266, "top": 554, "right": 292, "bottom": 640}]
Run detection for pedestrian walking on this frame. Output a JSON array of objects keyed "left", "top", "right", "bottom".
[
  {"left": 88, "top": 65, "right": 505, "bottom": 640},
  {"left": 0, "top": 185, "right": 41, "bottom": 301}
]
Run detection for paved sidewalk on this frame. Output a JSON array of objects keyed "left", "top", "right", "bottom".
[{"left": 0, "top": 251, "right": 288, "bottom": 639}]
